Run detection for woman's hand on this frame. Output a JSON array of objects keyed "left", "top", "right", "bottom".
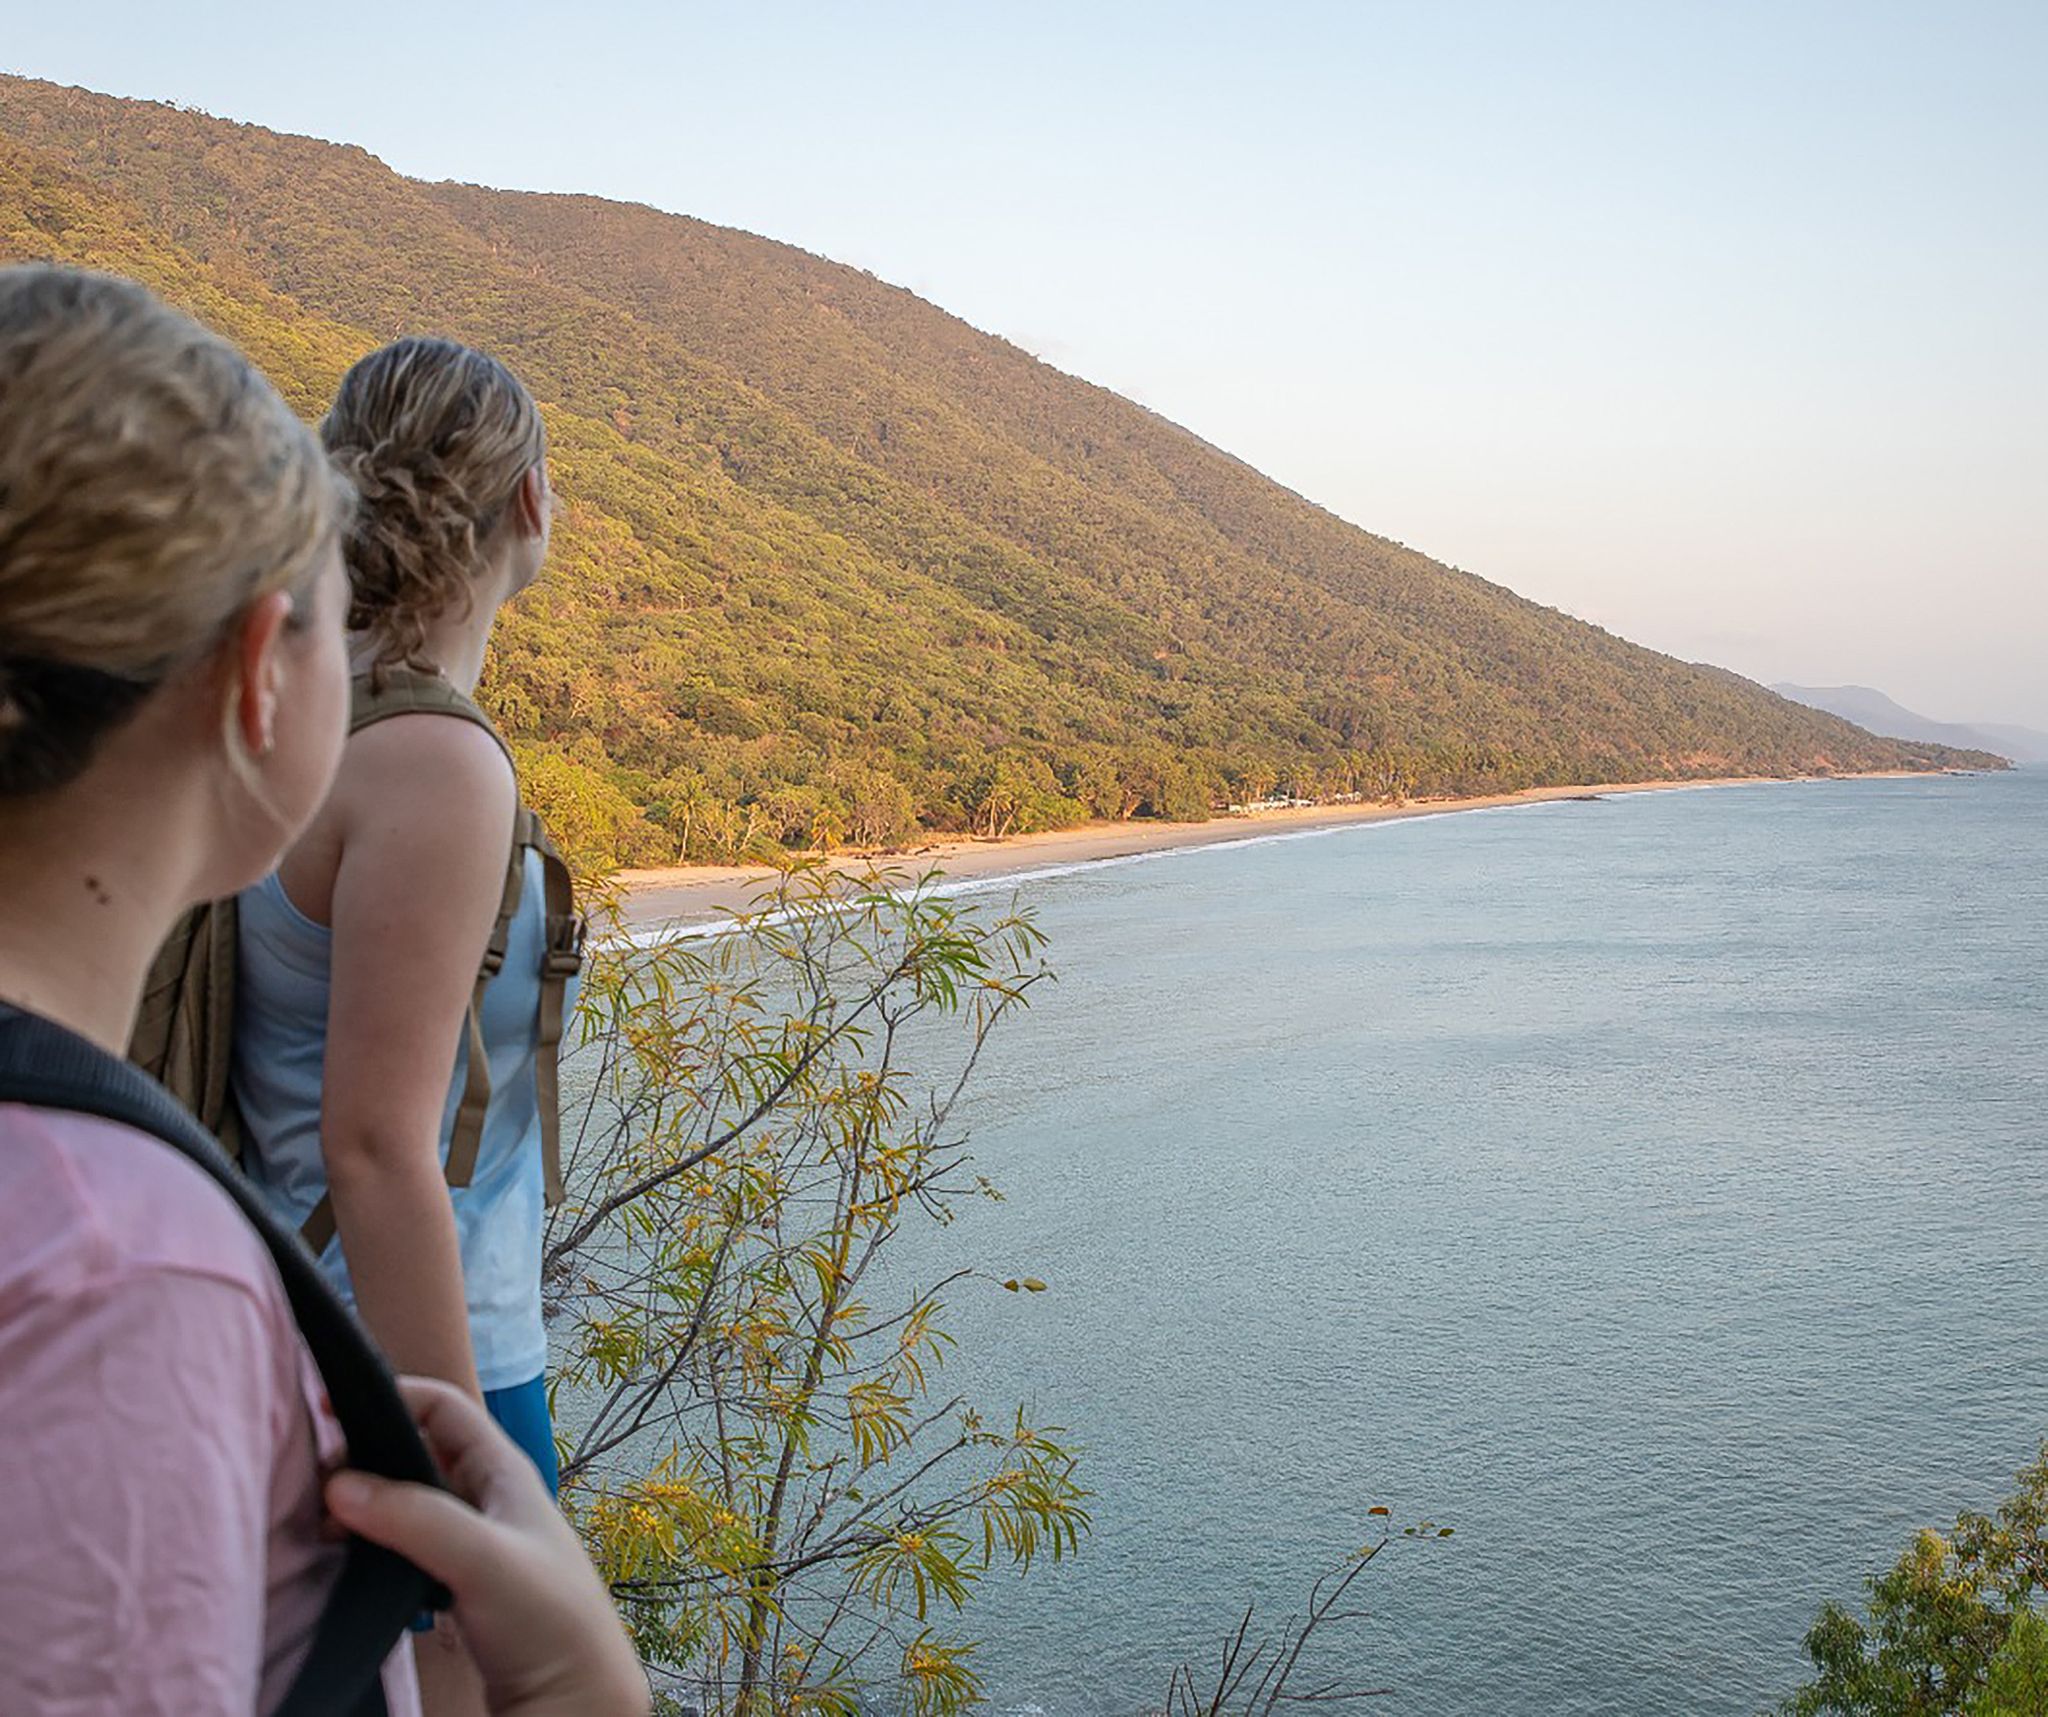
[{"left": 324, "top": 1377, "right": 649, "bottom": 1717}]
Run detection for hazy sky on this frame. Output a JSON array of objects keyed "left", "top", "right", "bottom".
[{"left": 9, "top": 2, "right": 2044, "bottom": 724}]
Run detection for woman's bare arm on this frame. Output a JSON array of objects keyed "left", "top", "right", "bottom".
[{"left": 319, "top": 714, "right": 518, "bottom": 1396}]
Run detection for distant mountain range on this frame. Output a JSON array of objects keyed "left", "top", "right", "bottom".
[
  {"left": 1772, "top": 686, "right": 2047, "bottom": 765},
  {"left": 0, "top": 75, "right": 2004, "bottom": 865}
]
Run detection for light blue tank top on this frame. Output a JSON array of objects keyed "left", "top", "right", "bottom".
[{"left": 233, "top": 848, "right": 572, "bottom": 1392}]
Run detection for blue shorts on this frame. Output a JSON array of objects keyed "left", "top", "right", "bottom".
[
  {"left": 413, "top": 1374, "right": 557, "bottom": 1631},
  {"left": 483, "top": 1374, "right": 559, "bottom": 1497}
]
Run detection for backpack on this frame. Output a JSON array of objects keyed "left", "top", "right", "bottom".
[
  {"left": 0, "top": 1004, "right": 444, "bottom": 1717},
  {"left": 130, "top": 667, "right": 585, "bottom": 1251}
]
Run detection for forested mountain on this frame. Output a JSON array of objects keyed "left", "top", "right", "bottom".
[{"left": 0, "top": 75, "right": 1995, "bottom": 866}]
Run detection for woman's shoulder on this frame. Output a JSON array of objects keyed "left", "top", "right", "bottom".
[
  {"left": 0, "top": 1106, "right": 369, "bottom": 1716},
  {"left": 271, "top": 708, "right": 517, "bottom": 927},
  {"left": 0, "top": 1102, "right": 286, "bottom": 1311},
  {"left": 342, "top": 706, "right": 518, "bottom": 830}
]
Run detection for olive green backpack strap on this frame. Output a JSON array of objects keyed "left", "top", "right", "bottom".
[
  {"left": 523, "top": 809, "right": 584, "bottom": 1208},
  {"left": 128, "top": 898, "right": 244, "bottom": 1157},
  {"left": 346, "top": 665, "right": 516, "bottom": 771}
]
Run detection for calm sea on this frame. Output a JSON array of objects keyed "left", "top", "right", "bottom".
[{"left": 895, "top": 769, "right": 2048, "bottom": 1716}]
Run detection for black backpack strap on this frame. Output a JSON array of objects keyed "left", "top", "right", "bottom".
[{"left": 0, "top": 1006, "right": 445, "bottom": 1717}]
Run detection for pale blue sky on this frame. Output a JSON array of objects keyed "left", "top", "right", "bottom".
[{"left": 9, "top": 2, "right": 2044, "bottom": 724}]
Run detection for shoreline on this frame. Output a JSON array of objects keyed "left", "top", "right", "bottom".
[{"left": 614, "top": 772, "right": 1930, "bottom": 931}]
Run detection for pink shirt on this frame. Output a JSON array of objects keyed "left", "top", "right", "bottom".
[{"left": 0, "top": 1102, "right": 420, "bottom": 1716}]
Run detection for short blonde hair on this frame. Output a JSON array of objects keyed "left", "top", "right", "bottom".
[
  {"left": 321, "top": 337, "right": 546, "bottom": 670},
  {"left": 0, "top": 265, "right": 346, "bottom": 796}
]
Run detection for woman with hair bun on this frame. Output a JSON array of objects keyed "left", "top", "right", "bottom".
[
  {"left": 234, "top": 338, "right": 577, "bottom": 1702},
  {"left": 0, "top": 268, "right": 644, "bottom": 1715}
]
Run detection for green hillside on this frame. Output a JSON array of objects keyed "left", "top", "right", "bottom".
[{"left": 0, "top": 74, "right": 1994, "bottom": 867}]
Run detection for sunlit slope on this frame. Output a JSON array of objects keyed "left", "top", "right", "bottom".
[{"left": 1, "top": 74, "right": 1990, "bottom": 863}]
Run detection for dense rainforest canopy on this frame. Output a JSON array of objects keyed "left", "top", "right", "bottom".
[{"left": 0, "top": 75, "right": 1996, "bottom": 869}]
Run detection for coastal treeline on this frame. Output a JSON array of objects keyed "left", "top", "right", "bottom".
[{"left": 0, "top": 76, "right": 1997, "bottom": 870}]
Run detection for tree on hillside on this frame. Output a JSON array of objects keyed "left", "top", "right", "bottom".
[
  {"left": 1969, "top": 1612, "right": 2048, "bottom": 1717},
  {"left": 1777, "top": 1447, "right": 2048, "bottom": 1717},
  {"left": 549, "top": 866, "right": 1088, "bottom": 1713}
]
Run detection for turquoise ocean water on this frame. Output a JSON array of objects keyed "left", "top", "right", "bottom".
[{"left": 892, "top": 769, "right": 2048, "bottom": 1715}]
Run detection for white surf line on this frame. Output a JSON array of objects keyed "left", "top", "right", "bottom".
[
  {"left": 608, "top": 780, "right": 1778, "bottom": 949},
  {"left": 610, "top": 810, "right": 1476, "bottom": 946}
]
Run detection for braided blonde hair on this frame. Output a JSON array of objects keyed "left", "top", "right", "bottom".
[
  {"left": 0, "top": 265, "right": 346, "bottom": 797},
  {"left": 321, "top": 337, "right": 546, "bottom": 669}
]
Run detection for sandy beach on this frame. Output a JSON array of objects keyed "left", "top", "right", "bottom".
[{"left": 615, "top": 773, "right": 1864, "bottom": 932}]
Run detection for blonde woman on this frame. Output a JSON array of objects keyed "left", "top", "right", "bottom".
[
  {"left": 0, "top": 266, "right": 643, "bottom": 1714},
  {"left": 236, "top": 338, "right": 571, "bottom": 1477}
]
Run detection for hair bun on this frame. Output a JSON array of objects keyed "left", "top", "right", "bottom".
[
  {"left": 321, "top": 336, "right": 544, "bottom": 670},
  {"left": 332, "top": 442, "right": 487, "bottom": 648}
]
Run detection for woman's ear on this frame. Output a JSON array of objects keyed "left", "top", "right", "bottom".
[
  {"left": 513, "top": 464, "right": 549, "bottom": 539},
  {"left": 231, "top": 589, "right": 295, "bottom": 758}
]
